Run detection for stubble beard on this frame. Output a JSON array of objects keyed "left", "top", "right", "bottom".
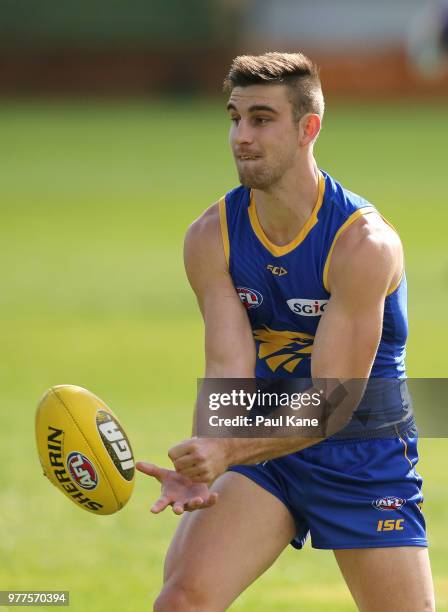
[
  {"left": 236, "top": 152, "right": 296, "bottom": 191},
  {"left": 238, "top": 164, "right": 283, "bottom": 190}
]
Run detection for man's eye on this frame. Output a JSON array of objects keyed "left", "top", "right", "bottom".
[
  {"left": 230, "top": 116, "right": 240, "bottom": 123},
  {"left": 255, "top": 117, "right": 270, "bottom": 125}
]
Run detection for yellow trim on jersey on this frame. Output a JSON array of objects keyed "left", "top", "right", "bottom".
[
  {"left": 248, "top": 171, "right": 326, "bottom": 257},
  {"left": 218, "top": 196, "right": 230, "bottom": 268},
  {"left": 380, "top": 214, "right": 404, "bottom": 296},
  {"left": 395, "top": 427, "right": 413, "bottom": 469},
  {"left": 322, "top": 208, "right": 376, "bottom": 293},
  {"left": 386, "top": 269, "right": 404, "bottom": 297}
]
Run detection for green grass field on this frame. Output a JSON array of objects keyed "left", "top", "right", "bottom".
[{"left": 0, "top": 99, "right": 447, "bottom": 611}]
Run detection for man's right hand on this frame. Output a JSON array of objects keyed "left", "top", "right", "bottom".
[{"left": 136, "top": 461, "right": 218, "bottom": 515}]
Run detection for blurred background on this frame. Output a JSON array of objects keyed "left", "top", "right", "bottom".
[{"left": 1, "top": 1, "right": 447, "bottom": 610}]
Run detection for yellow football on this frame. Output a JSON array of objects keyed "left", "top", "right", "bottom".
[{"left": 35, "top": 385, "right": 135, "bottom": 515}]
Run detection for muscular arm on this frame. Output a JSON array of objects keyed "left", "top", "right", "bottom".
[
  {"left": 184, "top": 204, "right": 256, "bottom": 380},
  {"left": 312, "top": 213, "right": 403, "bottom": 379},
  {"left": 170, "top": 210, "right": 403, "bottom": 482},
  {"left": 183, "top": 204, "right": 256, "bottom": 437}
]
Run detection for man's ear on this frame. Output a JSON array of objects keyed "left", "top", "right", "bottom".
[{"left": 298, "top": 113, "right": 321, "bottom": 146}]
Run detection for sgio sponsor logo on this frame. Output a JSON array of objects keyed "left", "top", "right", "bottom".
[
  {"left": 237, "top": 287, "right": 263, "bottom": 310},
  {"left": 287, "top": 298, "right": 328, "bottom": 317}
]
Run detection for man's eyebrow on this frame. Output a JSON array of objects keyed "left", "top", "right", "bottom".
[
  {"left": 248, "top": 104, "right": 279, "bottom": 114},
  {"left": 226, "top": 102, "right": 279, "bottom": 114}
]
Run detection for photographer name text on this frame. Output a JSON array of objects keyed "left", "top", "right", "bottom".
[{"left": 209, "top": 415, "right": 319, "bottom": 427}]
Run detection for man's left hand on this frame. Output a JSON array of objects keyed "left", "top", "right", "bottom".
[{"left": 168, "top": 437, "right": 230, "bottom": 484}]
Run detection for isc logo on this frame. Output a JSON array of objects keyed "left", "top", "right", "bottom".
[
  {"left": 266, "top": 265, "right": 287, "bottom": 276},
  {"left": 66, "top": 452, "right": 98, "bottom": 490},
  {"left": 377, "top": 519, "right": 404, "bottom": 531},
  {"left": 96, "top": 411, "right": 135, "bottom": 480},
  {"left": 237, "top": 287, "right": 263, "bottom": 309}
]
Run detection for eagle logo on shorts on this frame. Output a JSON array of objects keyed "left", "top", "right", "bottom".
[{"left": 253, "top": 326, "right": 314, "bottom": 373}]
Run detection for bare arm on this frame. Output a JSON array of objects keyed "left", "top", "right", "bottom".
[
  {"left": 184, "top": 203, "right": 256, "bottom": 436},
  {"left": 312, "top": 213, "right": 403, "bottom": 379},
  {"left": 184, "top": 203, "right": 256, "bottom": 380},
  {"left": 135, "top": 203, "right": 253, "bottom": 513}
]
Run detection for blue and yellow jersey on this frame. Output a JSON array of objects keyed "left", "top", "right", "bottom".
[{"left": 219, "top": 170, "right": 407, "bottom": 381}]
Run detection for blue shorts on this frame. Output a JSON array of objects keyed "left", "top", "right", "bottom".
[{"left": 229, "top": 430, "right": 427, "bottom": 550}]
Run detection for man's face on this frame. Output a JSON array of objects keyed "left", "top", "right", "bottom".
[{"left": 227, "top": 84, "right": 300, "bottom": 190}]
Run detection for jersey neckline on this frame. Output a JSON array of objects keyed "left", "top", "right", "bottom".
[{"left": 247, "top": 170, "right": 326, "bottom": 257}]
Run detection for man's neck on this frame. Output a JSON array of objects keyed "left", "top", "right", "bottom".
[{"left": 252, "top": 156, "right": 319, "bottom": 247}]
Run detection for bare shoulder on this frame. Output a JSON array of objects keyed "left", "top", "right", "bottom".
[
  {"left": 328, "top": 212, "right": 403, "bottom": 294},
  {"left": 339, "top": 212, "right": 402, "bottom": 253},
  {"left": 185, "top": 202, "right": 221, "bottom": 250},
  {"left": 184, "top": 201, "right": 229, "bottom": 294}
]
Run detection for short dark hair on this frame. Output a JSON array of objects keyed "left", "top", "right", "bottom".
[{"left": 223, "top": 51, "right": 324, "bottom": 120}]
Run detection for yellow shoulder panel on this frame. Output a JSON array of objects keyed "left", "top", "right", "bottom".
[{"left": 218, "top": 196, "right": 230, "bottom": 268}]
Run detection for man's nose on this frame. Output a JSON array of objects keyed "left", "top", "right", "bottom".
[{"left": 233, "top": 119, "right": 254, "bottom": 145}]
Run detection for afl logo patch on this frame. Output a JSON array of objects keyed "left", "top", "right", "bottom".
[
  {"left": 66, "top": 451, "right": 98, "bottom": 490},
  {"left": 237, "top": 287, "right": 263, "bottom": 310},
  {"left": 372, "top": 497, "right": 406, "bottom": 511},
  {"left": 287, "top": 298, "right": 328, "bottom": 317}
]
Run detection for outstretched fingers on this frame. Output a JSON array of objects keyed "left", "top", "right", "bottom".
[
  {"left": 183, "top": 491, "right": 219, "bottom": 512},
  {"left": 169, "top": 491, "right": 220, "bottom": 514},
  {"left": 202, "top": 491, "right": 219, "bottom": 508},
  {"left": 151, "top": 495, "right": 172, "bottom": 514},
  {"left": 184, "top": 496, "right": 206, "bottom": 511},
  {"left": 136, "top": 461, "right": 165, "bottom": 481},
  {"left": 137, "top": 459, "right": 219, "bottom": 515},
  {"left": 172, "top": 502, "right": 185, "bottom": 515}
]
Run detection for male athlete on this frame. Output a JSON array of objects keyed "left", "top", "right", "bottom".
[{"left": 137, "top": 52, "right": 435, "bottom": 610}]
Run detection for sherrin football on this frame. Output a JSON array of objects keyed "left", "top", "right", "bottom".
[{"left": 35, "top": 385, "right": 135, "bottom": 515}]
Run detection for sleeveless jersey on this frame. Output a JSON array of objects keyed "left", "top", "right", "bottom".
[{"left": 218, "top": 170, "right": 410, "bottom": 436}]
